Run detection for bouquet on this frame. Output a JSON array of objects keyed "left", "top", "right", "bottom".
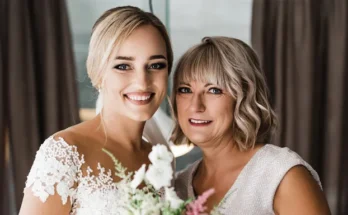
[{"left": 103, "top": 144, "right": 220, "bottom": 215}]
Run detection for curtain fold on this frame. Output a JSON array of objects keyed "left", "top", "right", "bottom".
[
  {"left": 0, "top": 13, "right": 7, "bottom": 215},
  {"left": 252, "top": 0, "right": 348, "bottom": 214},
  {"left": 1, "top": 0, "right": 79, "bottom": 212},
  {"left": 0, "top": 0, "right": 9, "bottom": 213},
  {"left": 325, "top": 1, "right": 348, "bottom": 214}
]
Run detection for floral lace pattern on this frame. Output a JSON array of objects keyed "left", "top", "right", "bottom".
[{"left": 25, "top": 136, "right": 146, "bottom": 215}]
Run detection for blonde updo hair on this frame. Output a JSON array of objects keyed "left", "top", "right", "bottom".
[
  {"left": 170, "top": 37, "right": 277, "bottom": 151},
  {"left": 86, "top": 6, "right": 173, "bottom": 89}
]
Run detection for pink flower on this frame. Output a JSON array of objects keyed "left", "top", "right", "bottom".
[{"left": 185, "top": 188, "right": 215, "bottom": 215}]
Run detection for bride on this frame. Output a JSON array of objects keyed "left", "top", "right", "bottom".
[{"left": 19, "top": 6, "right": 174, "bottom": 215}]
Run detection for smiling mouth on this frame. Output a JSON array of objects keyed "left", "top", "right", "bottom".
[
  {"left": 124, "top": 93, "right": 155, "bottom": 105},
  {"left": 189, "top": 118, "right": 212, "bottom": 126}
]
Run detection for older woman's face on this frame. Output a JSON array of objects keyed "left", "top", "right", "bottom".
[{"left": 176, "top": 80, "right": 235, "bottom": 145}]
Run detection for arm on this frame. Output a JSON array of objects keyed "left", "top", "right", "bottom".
[
  {"left": 19, "top": 189, "right": 72, "bottom": 215},
  {"left": 18, "top": 136, "right": 82, "bottom": 215},
  {"left": 273, "top": 165, "right": 331, "bottom": 215}
]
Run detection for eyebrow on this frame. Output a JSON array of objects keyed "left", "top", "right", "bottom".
[
  {"left": 179, "top": 82, "right": 214, "bottom": 87},
  {"left": 115, "top": 56, "right": 134, "bottom": 60},
  {"left": 115, "top": 55, "right": 167, "bottom": 61},
  {"left": 179, "top": 82, "right": 190, "bottom": 86},
  {"left": 149, "top": 55, "right": 167, "bottom": 60}
]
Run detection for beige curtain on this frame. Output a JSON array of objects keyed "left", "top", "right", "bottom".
[{"left": 252, "top": 0, "right": 348, "bottom": 214}]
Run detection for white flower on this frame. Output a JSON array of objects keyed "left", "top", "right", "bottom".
[
  {"left": 127, "top": 191, "right": 162, "bottom": 215},
  {"left": 148, "top": 145, "right": 173, "bottom": 165},
  {"left": 145, "top": 162, "right": 173, "bottom": 190},
  {"left": 131, "top": 164, "right": 146, "bottom": 189},
  {"left": 139, "top": 193, "right": 162, "bottom": 215},
  {"left": 165, "top": 187, "right": 184, "bottom": 209}
]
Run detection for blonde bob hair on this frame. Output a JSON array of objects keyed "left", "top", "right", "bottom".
[
  {"left": 170, "top": 37, "right": 277, "bottom": 151},
  {"left": 86, "top": 6, "right": 173, "bottom": 89}
]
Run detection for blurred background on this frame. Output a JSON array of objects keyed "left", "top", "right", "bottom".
[{"left": 1, "top": 0, "right": 347, "bottom": 214}]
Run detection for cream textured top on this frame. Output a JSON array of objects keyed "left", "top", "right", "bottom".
[{"left": 175, "top": 144, "right": 322, "bottom": 215}]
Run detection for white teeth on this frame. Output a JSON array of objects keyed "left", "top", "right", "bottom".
[
  {"left": 128, "top": 95, "right": 151, "bottom": 101},
  {"left": 190, "top": 119, "right": 210, "bottom": 124}
]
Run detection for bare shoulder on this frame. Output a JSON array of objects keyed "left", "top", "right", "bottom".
[
  {"left": 52, "top": 119, "right": 102, "bottom": 153},
  {"left": 274, "top": 165, "right": 331, "bottom": 215},
  {"left": 53, "top": 127, "right": 80, "bottom": 146},
  {"left": 19, "top": 122, "right": 99, "bottom": 215}
]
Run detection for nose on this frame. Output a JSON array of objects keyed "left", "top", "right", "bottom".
[
  {"left": 189, "top": 93, "right": 206, "bottom": 112},
  {"left": 134, "top": 68, "right": 151, "bottom": 90}
]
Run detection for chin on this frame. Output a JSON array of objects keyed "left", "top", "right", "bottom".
[
  {"left": 186, "top": 135, "right": 210, "bottom": 145},
  {"left": 128, "top": 111, "right": 154, "bottom": 122}
]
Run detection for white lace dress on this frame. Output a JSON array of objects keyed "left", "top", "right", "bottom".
[{"left": 25, "top": 136, "right": 166, "bottom": 215}]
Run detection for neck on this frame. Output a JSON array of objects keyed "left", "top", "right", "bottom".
[
  {"left": 97, "top": 110, "right": 146, "bottom": 151},
  {"left": 197, "top": 136, "right": 251, "bottom": 177}
]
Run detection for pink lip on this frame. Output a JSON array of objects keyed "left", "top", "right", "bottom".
[{"left": 188, "top": 118, "right": 212, "bottom": 127}]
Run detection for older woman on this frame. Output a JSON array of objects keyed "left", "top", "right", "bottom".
[{"left": 173, "top": 37, "right": 330, "bottom": 215}]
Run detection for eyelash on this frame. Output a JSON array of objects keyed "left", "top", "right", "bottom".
[
  {"left": 177, "top": 87, "right": 192, "bottom": 93},
  {"left": 148, "top": 63, "right": 167, "bottom": 70},
  {"left": 208, "top": 88, "right": 223, "bottom": 94},
  {"left": 114, "top": 64, "right": 130, "bottom": 70},
  {"left": 114, "top": 63, "right": 167, "bottom": 71},
  {"left": 177, "top": 87, "right": 223, "bottom": 94}
]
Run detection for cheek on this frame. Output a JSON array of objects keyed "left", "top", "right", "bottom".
[
  {"left": 221, "top": 103, "right": 235, "bottom": 126},
  {"left": 175, "top": 97, "right": 186, "bottom": 113},
  {"left": 175, "top": 97, "right": 189, "bottom": 123},
  {"left": 103, "top": 72, "right": 125, "bottom": 90},
  {"left": 153, "top": 73, "right": 168, "bottom": 93},
  {"left": 211, "top": 97, "right": 234, "bottom": 124}
]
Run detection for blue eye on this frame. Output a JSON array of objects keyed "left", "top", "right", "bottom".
[
  {"left": 114, "top": 64, "right": 130, "bottom": 70},
  {"left": 178, "top": 87, "right": 191, "bottom": 93},
  {"left": 208, "top": 88, "right": 222, "bottom": 94},
  {"left": 148, "top": 63, "right": 167, "bottom": 70}
]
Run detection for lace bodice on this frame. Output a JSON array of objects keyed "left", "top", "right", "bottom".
[{"left": 25, "top": 136, "right": 164, "bottom": 215}]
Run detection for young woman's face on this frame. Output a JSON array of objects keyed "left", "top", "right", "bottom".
[
  {"left": 103, "top": 25, "right": 168, "bottom": 121},
  {"left": 176, "top": 80, "right": 235, "bottom": 145}
]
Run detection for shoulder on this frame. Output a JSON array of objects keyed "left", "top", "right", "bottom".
[
  {"left": 24, "top": 128, "right": 87, "bottom": 204},
  {"left": 20, "top": 130, "right": 85, "bottom": 214},
  {"left": 273, "top": 165, "right": 331, "bottom": 214},
  {"left": 52, "top": 120, "right": 103, "bottom": 156},
  {"left": 237, "top": 144, "right": 325, "bottom": 213},
  {"left": 257, "top": 144, "right": 321, "bottom": 187},
  {"left": 37, "top": 129, "right": 84, "bottom": 166},
  {"left": 38, "top": 127, "right": 86, "bottom": 164},
  {"left": 53, "top": 122, "right": 91, "bottom": 148},
  {"left": 259, "top": 144, "right": 305, "bottom": 162}
]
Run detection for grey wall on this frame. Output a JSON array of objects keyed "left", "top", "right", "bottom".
[
  {"left": 66, "top": 0, "right": 252, "bottom": 108},
  {"left": 170, "top": 0, "right": 252, "bottom": 61}
]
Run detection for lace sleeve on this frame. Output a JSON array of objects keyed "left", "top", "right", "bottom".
[{"left": 25, "top": 136, "right": 85, "bottom": 205}]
